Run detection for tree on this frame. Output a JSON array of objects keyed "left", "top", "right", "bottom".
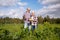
[
  {"left": 38, "top": 16, "right": 44, "bottom": 24},
  {"left": 43, "top": 15, "right": 50, "bottom": 22}
]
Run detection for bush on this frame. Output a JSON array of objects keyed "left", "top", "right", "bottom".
[{"left": 0, "top": 23, "right": 60, "bottom": 40}]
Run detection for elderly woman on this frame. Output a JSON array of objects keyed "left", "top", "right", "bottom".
[{"left": 30, "top": 11, "right": 38, "bottom": 31}]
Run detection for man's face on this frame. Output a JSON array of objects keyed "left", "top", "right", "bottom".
[
  {"left": 27, "top": 10, "right": 30, "bottom": 12},
  {"left": 27, "top": 8, "right": 30, "bottom": 13}
]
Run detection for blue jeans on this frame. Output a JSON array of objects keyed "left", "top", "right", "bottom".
[
  {"left": 24, "top": 22, "right": 31, "bottom": 31},
  {"left": 32, "top": 25, "right": 35, "bottom": 31},
  {"left": 24, "top": 22, "right": 27, "bottom": 28},
  {"left": 32, "top": 24, "right": 37, "bottom": 31},
  {"left": 33, "top": 24, "right": 37, "bottom": 29}
]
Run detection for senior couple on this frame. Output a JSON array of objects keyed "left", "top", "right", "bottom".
[{"left": 23, "top": 8, "right": 38, "bottom": 31}]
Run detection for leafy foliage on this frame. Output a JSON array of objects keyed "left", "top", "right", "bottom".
[{"left": 0, "top": 22, "right": 60, "bottom": 40}]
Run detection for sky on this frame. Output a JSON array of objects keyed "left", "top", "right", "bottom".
[{"left": 0, "top": 0, "right": 60, "bottom": 19}]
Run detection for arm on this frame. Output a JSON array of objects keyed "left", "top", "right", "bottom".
[{"left": 23, "top": 14, "right": 26, "bottom": 21}]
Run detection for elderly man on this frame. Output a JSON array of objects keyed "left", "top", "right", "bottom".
[{"left": 23, "top": 8, "right": 31, "bottom": 31}]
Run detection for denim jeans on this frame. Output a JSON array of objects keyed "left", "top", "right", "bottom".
[
  {"left": 32, "top": 24, "right": 37, "bottom": 31},
  {"left": 24, "top": 22, "right": 31, "bottom": 31},
  {"left": 32, "top": 25, "right": 35, "bottom": 31},
  {"left": 24, "top": 22, "right": 27, "bottom": 28},
  {"left": 35, "top": 24, "right": 37, "bottom": 29}
]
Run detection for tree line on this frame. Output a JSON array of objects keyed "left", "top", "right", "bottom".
[
  {"left": 38, "top": 15, "right": 60, "bottom": 24},
  {"left": 0, "top": 15, "right": 60, "bottom": 24},
  {"left": 0, "top": 17, "right": 23, "bottom": 24}
]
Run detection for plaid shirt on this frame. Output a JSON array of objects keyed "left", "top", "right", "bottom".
[
  {"left": 31, "top": 16, "right": 38, "bottom": 25},
  {"left": 23, "top": 12, "right": 31, "bottom": 23}
]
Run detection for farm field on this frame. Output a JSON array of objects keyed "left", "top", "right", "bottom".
[{"left": 0, "top": 22, "right": 60, "bottom": 40}]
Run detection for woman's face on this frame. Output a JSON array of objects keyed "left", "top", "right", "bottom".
[{"left": 32, "top": 12, "right": 35, "bottom": 16}]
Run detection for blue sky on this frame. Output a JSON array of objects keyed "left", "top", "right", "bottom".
[
  {"left": 21, "top": 0, "right": 43, "bottom": 10},
  {"left": 0, "top": 0, "right": 60, "bottom": 18},
  {"left": 0, "top": 0, "right": 43, "bottom": 10}
]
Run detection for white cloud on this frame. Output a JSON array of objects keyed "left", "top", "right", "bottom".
[
  {"left": 0, "top": 0, "right": 28, "bottom": 18},
  {"left": 37, "top": 5, "right": 60, "bottom": 17},
  {"left": 37, "top": 0, "right": 60, "bottom": 18},
  {"left": 0, "top": 0, "right": 27, "bottom": 7},
  {"left": 0, "top": 0, "right": 19, "bottom": 7},
  {"left": 42, "top": 0, "right": 59, "bottom": 4},
  {"left": 0, "top": 7, "right": 25, "bottom": 19},
  {"left": 9, "top": 7, "right": 25, "bottom": 18},
  {"left": 18, "top": 2, "right": 27, "bottom": 6},
  {"left": 38, "top": 0, "right": 60, "bottom": 5},
  {"left": 0, "top": 13, "right": 4, "bottom": 16}
]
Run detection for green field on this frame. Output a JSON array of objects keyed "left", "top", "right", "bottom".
[{"left": 0, "top": 22, "right": 60, "bottom": 40}]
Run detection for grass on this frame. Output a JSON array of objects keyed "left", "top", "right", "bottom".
[{"left": 0, "top": 22, "right": 60, "bottom": 40}]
